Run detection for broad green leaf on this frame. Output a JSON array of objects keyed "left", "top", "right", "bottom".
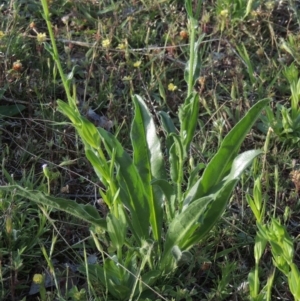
[
  {"left": 171, "top": 246, "right": 193, "bottom": 264},
  {"left": 201, "top": 99, "right": 269, "bottom": 193},
  {"left": 182, "top": 150, "right": 262, "bottom": 248},
  {"left": 85, "top": 148, "right": 110, "bottom": 186},
  {"left": 171, "top": 245, "right": 182, "bottom": 262},
  {"left": 57, "top": 100, "right": 81, "bottom": 126},
  {"left": 179, "top": 92, "right": 199, "bottom": 155},
  {"left": 0, "top": 104, "right": 25, "bottom": 117},
  {"left": 151, "top": 179, "right": 176, "bottom": 221},
  {"left": 139, "top": 270, "right": 161, "bottom": 290},
  {"left": 107, "top": 210, "right": 126, "bottom": 250},
  {"left": 159, "top": 111, "right": 177, "bottom": 151},
  {"left": 58, "top": 100, "right": 114, "bottom": 206},
  {"left": 254, "top": 232, "right": 268, "bottom": 263},
  {"left": 184, "top": 98, "right": 269, "bottom": 205},
  {"left": 161, "top": 195, "right": 212, "bottom": 272},
  {"left": 0, "top": 185, "right": 106, "bottom": 229},
  {"left": 98, "top": 128, "right": 150, "bottom": 242},
  {"left": 159, "top": 111, "right": 177, "bottom": 135},
  {"left": 289, "top": 264, "right": 300, "bottom": 298},
  {"left": 131, "top": 95, "right": 166, "bottom": 241},
  {"left": 78, "top": 116, "right": 101, "bottom": 149},
  {"left": 186, "top": 162, "right": 206, "bottom": 191},
  {"left": 248, "top": 269, "right": 256, "bottom": 298},
  {"left": 247, "top": 194, "right": 260, "bottom": 221},
  {"left": 181, "top": 179, "right": 238, "bottom": 250},
  {"left": 224, "top": 150, "right": 263, "bottom": 181},
  {"left": 253, "top": 177, "right": 263, "bottom": 211},
  {"left": 169, "top": 134, "right": 184, "bottom": 183}
]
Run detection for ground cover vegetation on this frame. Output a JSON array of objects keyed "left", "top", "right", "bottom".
[{"left": 1, "top": 0, "right": 300, "bottom": 300}]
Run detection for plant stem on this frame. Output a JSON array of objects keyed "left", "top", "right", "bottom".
[
  {"left": 47, "top": 177, "right": 50, "bottom": 195},
  {"left": 40, "top": 0, "right": 73, "bottom": 106},
  {"left": 187, "top": 17, "right": 196, "bottom": 96},
  {"left": 177, "top": 159, "right": 183, "bottom": 208},
  {"left": 254, "top": 263, "right": 259, "bottom": 297}
]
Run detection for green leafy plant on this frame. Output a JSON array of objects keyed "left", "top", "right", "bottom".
[
  {"left": 247, "top": 163, "right": 299, "bottom": 300},
  {"left": 258, "top": 63, "right": 300, "bottom": 145},
  {"left": 0, "top": 0, "right": 270, "bottom": 299},
  {"left": 0, "top": 98, "right": 269, "bottom": 300},
  {"left": 247, "top": 176, "right": 274, "bottom": 301},
  {"left": 258, "top": 219, "right": 300, "bottom": 301}
]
